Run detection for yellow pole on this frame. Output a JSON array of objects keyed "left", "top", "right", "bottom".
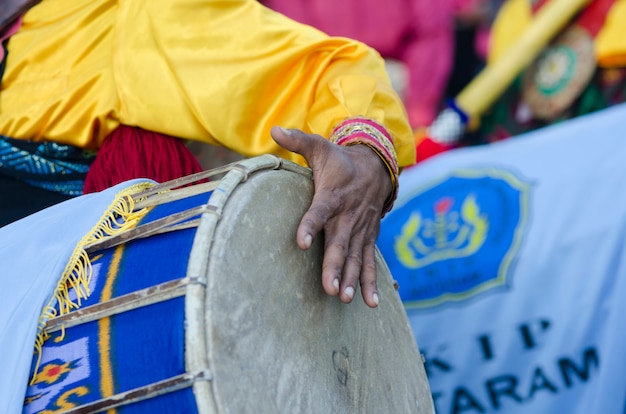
[{"left": 455, "top": 0, "right": 592, "bottom": 120}]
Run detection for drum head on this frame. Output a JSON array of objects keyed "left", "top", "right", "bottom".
[{"left": 203, "top": 169, "right": 433, "bottom": 413}]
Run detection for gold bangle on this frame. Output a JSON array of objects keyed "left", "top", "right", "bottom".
[{"left": 330, "top": 117, "right": 399, "bottom": 216}]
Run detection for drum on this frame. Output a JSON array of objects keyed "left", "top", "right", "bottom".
[{"left": 23, "top": 155, "right": 433, "bottom": 413}]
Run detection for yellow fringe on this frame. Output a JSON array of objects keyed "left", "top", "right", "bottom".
[{"left": 30, "top": 182, "right": 154, "bottom": 385}]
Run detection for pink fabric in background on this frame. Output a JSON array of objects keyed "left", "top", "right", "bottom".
[
  {"left": 453, "top": 0, "right": 486, "bottom": 15},
  {"left": 0, "top": 17, "right": 23, "bottom": 62},
  {"left": 261, "top": 0, "right": 455, "bottom": 129}
]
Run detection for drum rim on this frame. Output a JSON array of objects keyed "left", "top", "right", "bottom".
[{"left": 184, "top": 155, "right": 312, "bottom": 413}]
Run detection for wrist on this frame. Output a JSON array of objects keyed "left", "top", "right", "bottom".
[{"left": 329, "top": 117, "right": 399, "bottom": 216}]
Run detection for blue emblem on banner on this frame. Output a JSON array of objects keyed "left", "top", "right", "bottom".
[{"left": 378, "top": 169, "right": 530, "bottom": 308}]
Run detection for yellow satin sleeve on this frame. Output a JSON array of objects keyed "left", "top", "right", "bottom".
[
  {"left": 0, "top": 0, "right": 415, "bottom": 167},
  {"left": 489, "top": 0, "right": 626, "bottom": 69}
]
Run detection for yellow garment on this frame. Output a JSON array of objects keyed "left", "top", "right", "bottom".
[
  {"left": 0, "top": 0, "right": 415, "bottom": 167},
  {"left": 489, "top": 0, "right": 626, "bottom": 68},
  {"left": 596, "top": 0, "right": 626, "bottom": 67}
]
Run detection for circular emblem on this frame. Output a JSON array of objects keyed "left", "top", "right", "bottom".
[
  {"left": 521, "top": 25, "right": 595, "bottom": 121},
  {"left": 378, "top": 170, "right": 530, "bottom": 309}
]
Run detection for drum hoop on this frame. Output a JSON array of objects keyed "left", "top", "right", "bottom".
[{"left": 183, "top": 154, "right": 312, "bottom": 413}]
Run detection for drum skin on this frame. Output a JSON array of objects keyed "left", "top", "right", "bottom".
[
  {"left": 23, "top": 156, "right": 434, "bottom": 413},
  {"left": 201, "top": 169, "right": 433, "bottom": 413}
]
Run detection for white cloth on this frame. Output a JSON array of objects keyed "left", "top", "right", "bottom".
[
  {"left": 0, "top": 179, "right": 152, "bottom": 414},
  {"left": 378, "top": 104, "right": 626, "bottom": 413}
]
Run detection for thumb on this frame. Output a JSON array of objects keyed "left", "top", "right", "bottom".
[
  {"left": 270, "top": 126, "right": 300, "bottom": 154},
  {"left": 271, "top": 126, "right": 328, "bottom": 163}
]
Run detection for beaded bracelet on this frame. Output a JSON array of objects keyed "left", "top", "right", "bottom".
[{"left": 329, "top": 117, "right": 399, "bottom": 216}]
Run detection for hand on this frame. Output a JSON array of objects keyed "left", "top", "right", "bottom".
[{"left": 271, "top": 126, "right": 392, "bottom": 308}]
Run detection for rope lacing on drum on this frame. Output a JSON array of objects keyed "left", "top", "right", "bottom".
[
  {"left": 232, "top": 154, "right": 283, "bottom": 182},
  {"left": 230, "top": 163, "right": 251, "bottom": 182}
]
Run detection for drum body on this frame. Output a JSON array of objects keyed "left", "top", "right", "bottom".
[{"left": 23, "top": 155, "right": 433, "bottom": 413}]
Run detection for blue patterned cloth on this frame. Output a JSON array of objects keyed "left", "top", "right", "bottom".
[
  {"left": 0, "top": 179, "right": 154, "bottom": 414},
  {"left": 0, "top": 136, "right": 94, "bottom": 195},
  {"left": 21, "top": 188, "right": 211, "bottom": 413}
]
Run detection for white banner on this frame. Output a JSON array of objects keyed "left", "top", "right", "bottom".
[{"left": 378, "top": 104, "right": 626, "bottom": 414}]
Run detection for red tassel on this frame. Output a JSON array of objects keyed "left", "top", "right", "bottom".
[{"left": 83, "top": 125, "right": 204, "bottom": 194}]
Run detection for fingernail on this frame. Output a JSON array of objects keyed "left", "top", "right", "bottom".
[
  {"left": 372, "top": 293, "right": 379, "bottom": 306},
  {"left": 280, "top": 127, "right": 292, "bottom": 136},
  {"left": 333, "top": 278, "right": 339, "bottom": 292},
  {"left": 344, "top": 286, "right": 355, "bottom": 300},
  {"left": 303, "top": 233, "right": 312, "bottom": 249}
]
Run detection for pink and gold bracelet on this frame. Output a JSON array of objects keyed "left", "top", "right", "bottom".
[{"left": 329, "top": 117, "right": 399, "bottom": 216}]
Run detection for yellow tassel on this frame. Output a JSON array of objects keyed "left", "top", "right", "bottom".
[{"left": 29, "top": 182, "right": 154, "bottom": 385}]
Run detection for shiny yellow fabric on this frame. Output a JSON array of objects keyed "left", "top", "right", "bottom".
[
  {"left": 0, "top": 0, "right": 415, "bottom": 167},
  {"left": 596, "top": 0, "right": 626, "bottom": 67},
  {"left": 489, "top": 0, "right": 626, "bottom": 68}
]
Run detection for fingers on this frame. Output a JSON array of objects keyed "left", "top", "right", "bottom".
[
  {"left": 296, "top": 199, "right": 332, "bottom": 251},
  {"left": 272, "top": 126, "right": 336, "bottom": 250},
  {"left": 333, "top": 223, "right": 364, "bottom": 303},
  {"left": 303, "top": 191, "right": 382, "bottom": 308},
  {"left": 320, "top": 234, "right": 346, "bottom": 298},
  {"left": 359, "top": 242, "right": 379, "bottom": 308},
  {"left": 322, "top": 220, "right": 380, "bottom": 308},
  {"left": 270, "top": 125, "right": 382, "bottom": 308}
]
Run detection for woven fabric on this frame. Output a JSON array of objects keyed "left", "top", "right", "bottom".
[
  {"left": 22, "top": 191, "right": 212, "bottom": 413},
  {"left": 0, "top": 179, "right": 153, "bottom": 414},
  {"left": 0, "top": 136, "right": 93, "bottom": 196}
]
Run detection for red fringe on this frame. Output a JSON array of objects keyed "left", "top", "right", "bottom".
[{"left": 83, "top": 125, "right": 204, "bottom": 194}]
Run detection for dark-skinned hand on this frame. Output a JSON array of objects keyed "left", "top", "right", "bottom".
[{"left": 270, "top": 126, "right": 393, "bottom": 308}]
